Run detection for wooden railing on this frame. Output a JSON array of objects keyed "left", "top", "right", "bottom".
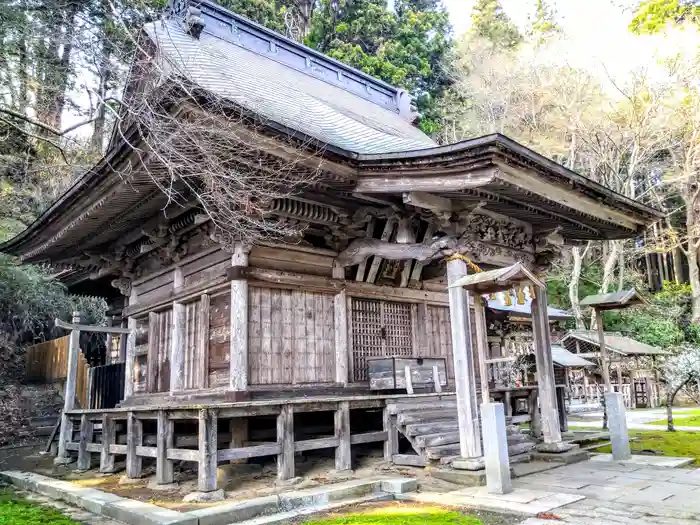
[{"left": 25, "top": 336, "right": 89, "bottom": 408}]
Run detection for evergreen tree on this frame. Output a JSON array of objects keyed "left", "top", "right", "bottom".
[
  {"left": 470, "top": 0, "right": 522, "bottom": 49},
  {"left": 528, "top": 0, "right": 561, "bottom": 44},
  {"left": 307, "top": 0, "right": 452, "bottom": 134}
]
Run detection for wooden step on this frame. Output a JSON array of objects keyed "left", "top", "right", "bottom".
[
  {"left": 387, "top": 400, "right": 457, "bottom": 415},
  {"left": 415, "top": 431, "right": 460, "bottom": 448},
  {"left": 425, "top": 441, "right": 536, "bottom": 461},
  {"left": 405, "top": 421, "right": 459, "bottom": 437},
  {"left": 397, "top": 409, "right": 457, "bottom": 426}
]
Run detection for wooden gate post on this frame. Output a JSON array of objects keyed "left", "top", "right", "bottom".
[
  {"left": 446, "top": 258, "right": 482, "bottom": 460},
  {"left": 55, "top": 311, "right": 81, "bottom": 465}
]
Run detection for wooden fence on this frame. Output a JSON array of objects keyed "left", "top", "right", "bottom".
[{"left": 25, "top": 336, "right": 89, "bottom": 408}]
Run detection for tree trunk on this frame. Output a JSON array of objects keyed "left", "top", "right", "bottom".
[
  {"left": 569, "top": 245, "right": 586, "bottom": 329},
  {"left": 591, "top": 240, "right": 619, "bottom": 329},
  {"left": 90, "top": 3, "right": 113, "bottom": 154},
  {"left": 673, "top": 247, "right": 684, "bottom": 284},
  {"left": 617, "top": 242, "right": 625, "bottom": 292},
  {"left": 667, "top": 378, "right": 693, "bottom": 432}
]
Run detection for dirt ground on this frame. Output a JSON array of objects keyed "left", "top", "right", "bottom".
[{"left": 0, "top": 443, "right": 463, "bottom": 513}]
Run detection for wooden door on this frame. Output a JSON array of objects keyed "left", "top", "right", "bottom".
[
  {"left": 634, "top": 380, "right": 648, "bottom": 408},
  {"left": 350, "top": 298, "right": 413, "bottom": 382}
]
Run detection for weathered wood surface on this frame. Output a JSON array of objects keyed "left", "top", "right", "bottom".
[
  {"left": 334, "top": 401, "right": 351, "bottom": 471},
  {"left": 170, "top": 302, "right": 186, "bottom": 392},
  {"left": 156, "top": 410, "right": 174, "bottom": 484},
  {"left": 276, "top": 405, "right": 294, "bottom": 480},
  {"left": 77, "top": 414, "right": 93, "bottom": 471},
  {"left": 248, "top": 287, "right": 335, "bottom": 385},
  {"left": 208, "top": 292, "right": 231, "bottom": 387},
  {"left": 230, "top": 244, "right": 250, "bottom": 392},
  {"left": 126, "top": 412, "right": 143, "bottom": 478},
  {"left": 446, "top": 259, "right": 481, "bottom": 459},
  {"left": 100, "top": 414, "right": 116, "bottom": 473},
  {"left": 198, "top": 409, "right": 218, "bottom": 492},
  {"left": 473, "top": 297, "right": 491, "bottom": 402},
  {"left": 196, "top": 294, "right": 210, "bottom": 389},
  {"left": 367, "top": 357, "right": 447, "bottom": 390}
]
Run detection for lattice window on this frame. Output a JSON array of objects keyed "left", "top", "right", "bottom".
[{"left": 351, "top": 298, "right": 413, "bottom": 382}]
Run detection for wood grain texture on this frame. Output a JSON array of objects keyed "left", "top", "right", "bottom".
[
  {"left": 334, "top": 401, "right": 351, "bottom": 471},
  {"left": 156, "top": 410, "right": 174, "bottom": 484},
  {"left": 248, "top": 286, "right": 335, "bottom": 385},
  {"left": 208, "top": 292, "right": 231, "bottom": 387},
  {"left": 198, "top": 409, "right": 218, "bottom": 491}
]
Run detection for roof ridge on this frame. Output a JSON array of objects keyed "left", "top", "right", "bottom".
[{"left": 167, "top": 0, "right": 417, "bottom": 121}]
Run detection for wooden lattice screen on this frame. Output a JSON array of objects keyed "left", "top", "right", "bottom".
[{"left": 350, "top": 298, "right": 413, "bottom": 381}]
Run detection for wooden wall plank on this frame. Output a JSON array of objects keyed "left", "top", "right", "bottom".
[
  {"left": 248, "top": 287, "right": 335, "bottom": 385},
  {"left": 208, "top": 293, "right": 230, "bottom": 387}
]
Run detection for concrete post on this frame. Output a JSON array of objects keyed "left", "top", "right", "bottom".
[
  {"left": 55, "top": 311, "right": 81, "bottom": 465},
  {"left": 446, "top": 258, "right": 482, "bottom": 461},
  {"left": 605, "top": 391, "right": 631, "bottom": 460},
  {"left": 481, "top": 402, "right": 512, "bottom": 495}
]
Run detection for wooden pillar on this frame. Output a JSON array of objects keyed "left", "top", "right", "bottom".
[
  {"left": 531, "top": 286, "right": 562, "bottom": 444},
  {"left": 197, "top": 294, "right": 210, "bottom": 388},
  {"left": 383, "top": 405, "right": 399, "bottom": 461},
  {"left": 529, "top": 389, "right": 541, "bottom": 438},
  {"left": 55, "top": 311, "right": 81, "bottom": 464},
  {"left": 123, "top": 317, "right": 137, "bottom": 400},
  {"left": 276, "top": 405, "right": 294, "bottom": 480},
  {"left": 157, "top": 410, "right": 174, "bottom": 484},
  {"left": 335, "top": 401, "right": 351, "bottom": 471},
  {"left": 229, "top": 417, "right": 248, "bottom": 464},
  {"left": 126, "top": 412, "right": 143, "bottom": 479},
  {"left": 170, "top": 300, "right": 186, "bottom": 392},
  {"left": 595, "top": 309, "right": 612, "bottom": 392},
  {"left": 333, "top": 263, "right": 349, "bottom": 385},
  {"left": 473, "top": 296, "right": 491, "bottom": 403},
  {"left": 77, "top": 414, "right": 93, "bottom": 471},
  {"left": 100, "top": 414, "right": 116, "bottom": 473},
  {"left": 198, "top": 409, "right": 218, "bottom": 492},
  {"left": 446, "top": 258, "right": 481, "bottom": 459},
  {"left": 230, "top": 244, "right": 249, "bottom": 392}
]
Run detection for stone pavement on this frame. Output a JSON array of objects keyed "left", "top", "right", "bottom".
[{"left": 513, "top": 458, "right": 700, "bottom": 524}]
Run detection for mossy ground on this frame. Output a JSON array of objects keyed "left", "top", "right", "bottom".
[
  {"left": 595, "top": 430, "right": 700, "bottom": 465},
  {"left": 0, "top": 489, "right": 79, "bottom": 525}
]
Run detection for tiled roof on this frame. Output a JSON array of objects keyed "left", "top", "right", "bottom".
[{"left": 143, "top": 19, "right": 436, "bottom": 155}]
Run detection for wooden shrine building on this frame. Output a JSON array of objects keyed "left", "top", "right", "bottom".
[{"left": 0, "top": 0, "right": 663, "bottom": 491}]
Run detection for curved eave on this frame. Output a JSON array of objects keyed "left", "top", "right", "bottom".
[{"left": 356, "top": 133, "right": 664, "bottom": 229}]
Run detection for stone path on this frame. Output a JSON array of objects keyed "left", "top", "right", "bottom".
[{"left": 514, "top": 458, "right": 700, "bottom": 524}]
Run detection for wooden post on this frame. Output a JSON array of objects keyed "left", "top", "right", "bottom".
[
  {"left": 126, "top": 412, "right": 143, "bottom": 478},
  {"left": 276, "top": 405, "right": 294, "bottom": 480},
  {"left": 596, "top": 309, "right": 612, "bottom": 392},
  {"left": 383, "top": 405, "right": 399, "bottom": 461},
  {"left": 157, "top": 410, "right": 174, "bottom": 484},
  {"left": 198, "top": 409, "right": 218, "bottom": 492},
  {"left": 229, "top": 417, "right": 248, "bottom": 464},
  {"left": 197, "top": 294, "right": 210, "bottom": 388},
  {"left": 55, "top": 311, "right": 81, "bottom": 464},
  {"left": 100, "top": 414, "right": 116, "bottom": 473},
  {"left": 335, "top": 401, "right": 351, "bottom": 471},
  {"left": 86, "top": 367, "right": 95, "bottom": 410},
  {"left": 333, "top": 262, "right": 348, "bottom": 385},
  {"left": 383, "top": 406, "right": 399, "bottom": 461},
  {"left": 432, "top": 365, "right": 442, "bottom": 393},
  {"left": 123, "top": 317, "right": 137, "bottom": 400},
  {"left": 170, "top": 302, "right": 186, "bottom": 392},
  {"left": 616, "top": 363, "right": 623, "bottom": 394},
  {"left": 230, "top": 244, "right": 249, "bottom": 392},
  {"left": 531, "top": 286, "right": 562, "bottom": 445},
  {"left": 446, "top": 258, "right": 481, "bottom": 459},
  {"left": 77, "top": 414, "right": 93, "bottom": 471},
  {"left": 147, "top": 312, "right": 158, "bottom": 393},
  {"left": 404, "top": 365, "right": 414, "bottom": 394},
  {"left": 529, "top": 389, "right": 541, "bottom": 438},
  {"left": 473, "top": 296, "right": 491, "bottom": 403}
]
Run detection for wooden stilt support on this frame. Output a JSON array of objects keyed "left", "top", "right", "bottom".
[
  {"left": 198, "top": 409, "right": 218, "bottom": 492},
  {"left": 229, "top": 418, "right": 248, "bottom": 464},
  {"left": 126, "top": 412, "right": 143, "bottom": 479},
  {"left": 334, "top": 401, "right": 351, "bottom": 471},
  {"left": 383, "top": 405, "right": 398, "bottom": 461},
  {"left": 100, "top": 414, "right": 116, "bottom": 473},
  {"left": 157, "top": 410, "right": 174, "bottom": 484},
  {"left": 276, "top": 406, "right": 294, "bottom": 481},
  {"left": 77, "top": 414, "right": 93, "bottom": 471}
]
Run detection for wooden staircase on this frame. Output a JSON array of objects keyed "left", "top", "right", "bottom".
[{"left": 387, "top": 397, "right": 538, "bottom": 466}]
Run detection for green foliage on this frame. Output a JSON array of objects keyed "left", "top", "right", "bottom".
[
  {"left": 629, "top": 0, "right": 700, "bottom": 34},
  {"left": 0, "top": 489, "right": 80, "bottom": 525},
  {"left": 306, "top": 0, "right": 452, "bottom": 134},
  {"left": 216, "top": 0, "right": 286, "bottom": 32},
  {"left": 528, "top": 0, "right": 561, "bottom": 44},
  {"left": 0, "top": 254, "right": 107, "bottom": 346},
  {"left": 470, "top": 0, "right": 522, "bottom": 49}
]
